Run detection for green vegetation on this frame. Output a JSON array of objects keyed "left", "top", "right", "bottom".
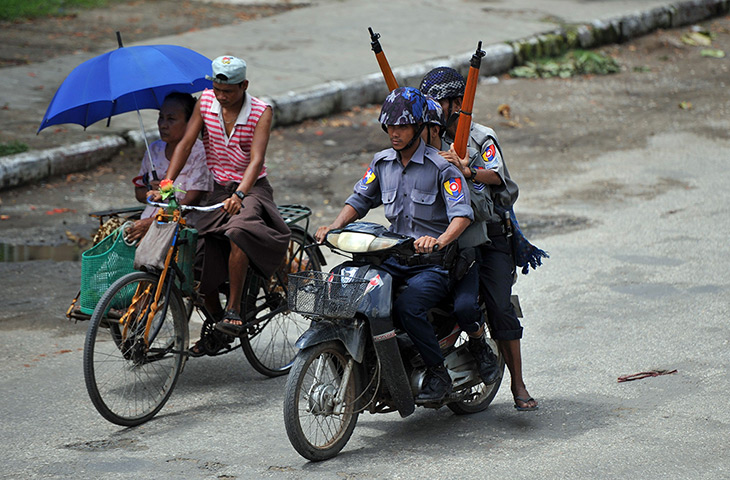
[
  {"left": 0, "top": 0, "right": 116, "bottom": 21},
  {"left": 509, "top": 49, "right": 620, "bottom": 79},
  {"left": 0, "top": 141, "right": 29, "bottom": 157}
]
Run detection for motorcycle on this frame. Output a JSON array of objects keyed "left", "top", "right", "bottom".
[{"left": 283, "top": 221, "right": 514, "bottom": 461}]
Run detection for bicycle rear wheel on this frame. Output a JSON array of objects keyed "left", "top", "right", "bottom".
[
  {"left": 83, "top": 271, "right": 187, "bottom": 426},
  {"left": 241, "top": 227, "right": 321, "bottom": 377}
]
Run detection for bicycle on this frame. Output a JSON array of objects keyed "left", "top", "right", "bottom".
[{"left": 82, "top": 200, "right": 324, "bottom": 426}]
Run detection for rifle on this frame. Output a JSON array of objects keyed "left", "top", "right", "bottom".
[
  {"left": 453, "top": 41, "right": 486, "bottom": 159},
  {"left": 368, "top": 27, "right": 399, "bottom": 92}
]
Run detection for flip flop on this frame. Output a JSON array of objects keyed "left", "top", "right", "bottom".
[
  {"left": 514, "top": 396, "right": 539, "bottom": 411},
  {"left": 188, "top": 339, "right": 207, "bottom": 358},
  {"left": 214, "top": 310, "right": 247, "bottom": 336}
]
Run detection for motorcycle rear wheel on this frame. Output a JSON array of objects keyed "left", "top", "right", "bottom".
[
  {"left": 283, "top": 341, "right": 360, "bottom": 461},
  {"left": 448, "top": 336, "right": 505, "bottom": 415}
]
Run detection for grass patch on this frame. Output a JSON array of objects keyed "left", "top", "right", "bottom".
[
  {"left": 510, "top": 49, "right": 620, "bottom": 79},
  {"left": 0, "top": 141, "right": 29, "bottom": 157},
  {"left": 0, "top": 0, "right": 118, "bottom": 21}
]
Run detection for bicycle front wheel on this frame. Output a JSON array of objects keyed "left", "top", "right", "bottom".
[
  {"left": 241, "top": 227, "right": 321, "bottom": 377},
  {"left": 83, "top": 271, "right": 187, "bottom": 426}
]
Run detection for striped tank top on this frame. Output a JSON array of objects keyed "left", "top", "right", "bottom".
[{"left": 199, "top": 89, "right": 269, "bottom": 184}]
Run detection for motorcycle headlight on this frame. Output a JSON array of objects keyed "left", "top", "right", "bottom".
[
  {"left": 327, "top": 232, "right": 402, "bottom": 253},
  {"left": 327, "top": 232, "right": 373, "bottom": 252},
  {"left": 367, "top": 237, "right": 402, "bottom": 251}
]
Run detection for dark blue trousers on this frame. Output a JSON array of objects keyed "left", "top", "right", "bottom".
[
  {"left": 380, "top": 257, "right": 451, "bottom": 367},
  {"left": 451, "top": 260, "right": 482, "bottom": 335},
  {"left": 478, "top": 235, "right": 523, "bottom": 340}
]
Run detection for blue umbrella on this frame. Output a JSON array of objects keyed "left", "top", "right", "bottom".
[
  {"left": 38, "top": 35, "right": 213, "bottom": 180},
  {"left": 39, "top": 41, "right": 212, "bottom": 132}
]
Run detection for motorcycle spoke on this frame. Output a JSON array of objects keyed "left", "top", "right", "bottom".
[{"left": 296, "top": 352, "right": 351, "bottom": 447}]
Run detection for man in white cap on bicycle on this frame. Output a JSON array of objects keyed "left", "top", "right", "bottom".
[{"left": 165, "top": 55, "right": 290, "bottom": 352}]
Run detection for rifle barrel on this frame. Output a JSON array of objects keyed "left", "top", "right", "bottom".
[
  {"left": 453, "top": 42, "right": 486, "bottom": 159},
  {"left": 368, "top": 27, "right": 399, "bottom": 91}
]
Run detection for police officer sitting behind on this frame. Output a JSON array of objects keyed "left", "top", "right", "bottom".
[
  {"left": 315, "top": 87, "right": 473, "bottom": 403},
  {"left": 421, "top": 67, "right": 537, "bottom": 411}
]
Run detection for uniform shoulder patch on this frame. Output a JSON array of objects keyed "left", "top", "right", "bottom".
[
  {"left": 359, "top": 167, "right": 377, "bottom": 190},
  {"left": 482, "top": 144, "right": 496, "bottom": 163},
  {"left": 443, "top": 177, "right": 465, "bottom": 202}
]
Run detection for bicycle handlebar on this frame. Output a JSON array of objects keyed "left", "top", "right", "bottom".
[{"left": 146, "top": 197, "right": 226, "bottom": 212}]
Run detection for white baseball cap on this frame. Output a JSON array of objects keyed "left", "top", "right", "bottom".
[{"left": 206, "top": 55, "right": 247, "bottom": 84}]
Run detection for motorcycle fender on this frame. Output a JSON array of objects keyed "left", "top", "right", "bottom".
[
  {"left": 295, "top": 318, "right": 367, "bottom": 363},
  {"left": 340, "top": 265, "right": 416, "bottom": 418},
  {"left": 373, "top": 335, "right": 415, "bottom": 418}
]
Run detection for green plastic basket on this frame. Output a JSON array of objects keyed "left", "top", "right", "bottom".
[{"left": 79, "top": 226, "right": 137, "bottom": 315}]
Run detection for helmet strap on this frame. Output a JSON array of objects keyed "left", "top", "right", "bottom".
[{"left": 444, "top": 98, "right": 460, "bottom": 130}]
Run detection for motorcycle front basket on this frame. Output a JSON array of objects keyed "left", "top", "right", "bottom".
[{"left": 288, "top": 271, "right": 370, "bottom": 319}]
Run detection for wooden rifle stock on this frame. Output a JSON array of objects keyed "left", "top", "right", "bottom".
[
  {"left": 368, "top": 27, "right": 399, "bottom": 92},
  {"left": 453, "top": 41, "right": 486, "bottom": 159}
]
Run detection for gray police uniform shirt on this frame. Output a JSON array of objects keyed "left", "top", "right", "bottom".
[
  {"left": 345, "top": 140, "right": 473, "bottom": 239},
  {"left": 445, "top": 123, "right": 519, "bottom": 247}
]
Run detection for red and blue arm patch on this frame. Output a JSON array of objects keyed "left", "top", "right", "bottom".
[
  {"left": 443, "top": 177, "right": 465, "bottom": 202},
  {"left": 481, "top": 144, "right": 497, "bottom": 164}
]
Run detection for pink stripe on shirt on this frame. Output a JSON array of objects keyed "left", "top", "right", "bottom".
[{"left": 199, "top": 89, "right": 269, "bottom": 184}]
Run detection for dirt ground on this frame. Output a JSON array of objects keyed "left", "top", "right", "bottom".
[
  {"left": 0, "top": 0, "right": 301, "bottom": 67},
  {"left": 0, "top": 12, "right": 728, "bottom": 251}
]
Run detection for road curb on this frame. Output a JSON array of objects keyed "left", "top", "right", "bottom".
[{"left": 1, "top": 0, "right": 727, "bottom": 191}]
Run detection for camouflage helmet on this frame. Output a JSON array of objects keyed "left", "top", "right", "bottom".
[
  {"left": 424, "top": 95, "right": 446, "bottom": 127},
  {"left": 419, "top": 67, "right": 466, "bottom": 101},
  {"left": 379, "top": 86, "right": 427, "bottom": 131}
]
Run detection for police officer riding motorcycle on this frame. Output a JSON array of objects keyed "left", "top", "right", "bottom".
[{"left": 282, "top": 88, "right": 505, "bottom": 461}]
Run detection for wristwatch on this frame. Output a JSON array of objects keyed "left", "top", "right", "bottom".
[
  {"left": 468, "top": 166, "right": 478, "bottom": 180},
  {"left": 234, "top": 190, "right": 245, "bottom": 201}
]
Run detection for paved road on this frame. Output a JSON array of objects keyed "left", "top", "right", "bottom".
[
  {"left": 3, "top": 130, "right": 729, "bottom": 479},
  {"left": 1, "top": 3, "right": 730, "bottom": 479}
]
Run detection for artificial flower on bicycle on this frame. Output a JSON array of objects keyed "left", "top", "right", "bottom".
[{"left": 159, "top": 179, "right": 186, "bottom": 212}]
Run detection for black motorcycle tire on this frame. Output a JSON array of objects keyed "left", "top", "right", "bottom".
[
  {"left": 283, "top": 341, "right": 360, "bottom": 461},
  {"left": 448, "top": 339, "right": 505, "bottom": 415}
]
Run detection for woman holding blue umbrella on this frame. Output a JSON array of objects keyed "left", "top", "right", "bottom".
[{"left": 164, "top": 55, "right": 291, "bottom": 339}]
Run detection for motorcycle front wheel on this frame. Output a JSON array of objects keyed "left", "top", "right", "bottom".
[{"left": 283, "top": 341, "right": 360, "bottom": 461}]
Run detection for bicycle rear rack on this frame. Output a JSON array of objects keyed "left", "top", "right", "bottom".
[{"left": 277, "top": 204, "right": 312, "bottom": 234}]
